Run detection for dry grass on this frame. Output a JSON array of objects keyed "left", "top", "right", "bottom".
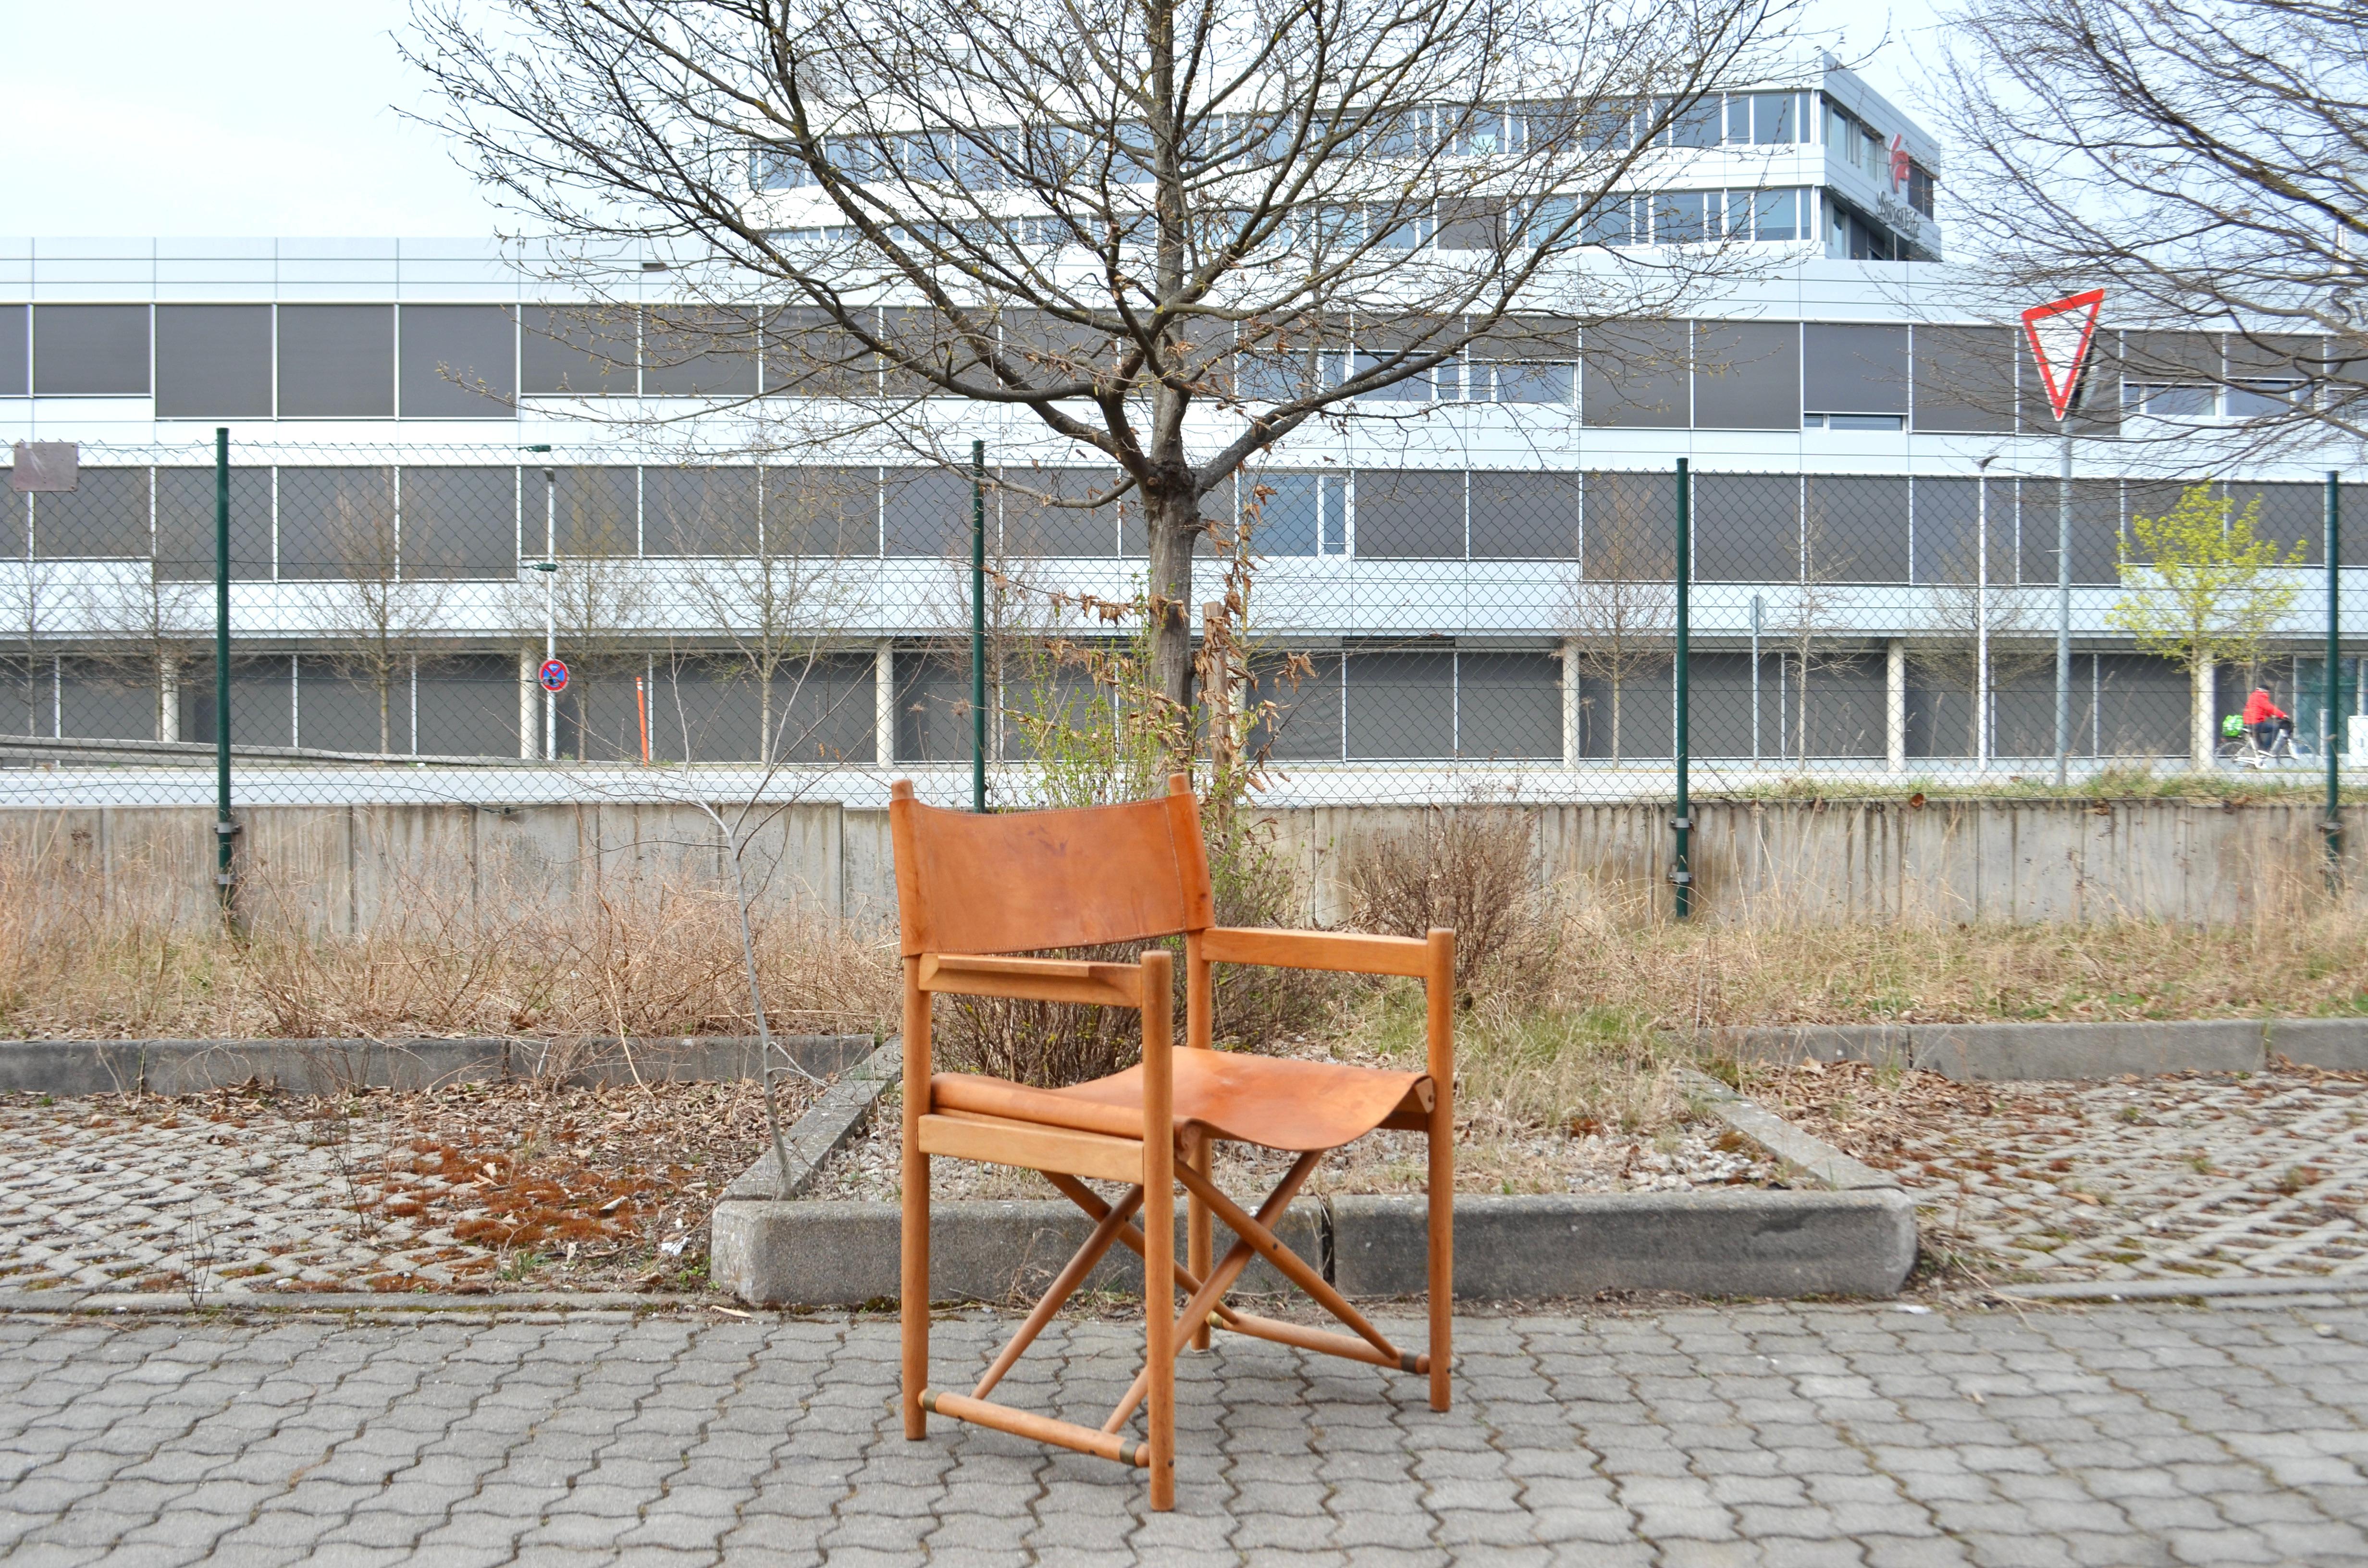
[{"left": 0, "top": 859, "right": 899, "bottom": 1042}]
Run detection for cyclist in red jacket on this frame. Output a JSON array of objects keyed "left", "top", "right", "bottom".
[{"left": 2244, "top": 686, "right": 2294, "bottom": 756}]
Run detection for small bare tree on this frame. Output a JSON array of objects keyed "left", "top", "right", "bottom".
[
  {"left": 1772, "top": 490, "right": 1859, "bottom": 764},
  {"left": 407, "top": 0, "right": 1802, "bottom": 723},
  {"left": 87, "top": 565, "right": 207, "bottom": 743},
  {"left": 511, "top": 469, "right": 652, "bottom": 762},
  {"left": 1908, "top": 542, "right": 2047, "bottom": 762},
  {"left": 1939, "top": 0, "right": 2368, "bottom": 453},
  {"left": 312, "top": 486, "right": 453, "bottom": 756},
  {"left": 1562, "top": 478, "right": 1672, "bottom": 764}
]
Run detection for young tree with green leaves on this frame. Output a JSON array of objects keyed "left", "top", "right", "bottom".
[{"left": 2105, "top": 482, "right": 2306, "bottom": 768}]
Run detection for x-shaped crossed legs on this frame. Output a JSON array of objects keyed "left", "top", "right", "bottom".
[{"left": 922, "top": 1143, "right": 1431, "bottom": 1480}]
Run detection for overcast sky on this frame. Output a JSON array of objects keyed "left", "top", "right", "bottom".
[{"left": 0, "top": 0, "right": 1948, "bottom": 237}]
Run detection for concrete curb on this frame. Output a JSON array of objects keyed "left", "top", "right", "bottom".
[
  {"left": 0, "top": 1289, "right": 698, "bottom": 1315},
  {"left": 709, "top": 1041, "right": 1920, "bottom": 1306},
  {"left": 718, "top": 1041, "right": 903, "bottom": 1201},
  {"left": 1682, "top": 1069, "right": 1899, "bottom": 1191},
  {"left": 1996, "top": 1275, "right": 2368, "bottom": 1301},
  {"left": 1711, "top": 1017, "right": 2368, "bottom": 1080},
  {"left": 0, "top": 1034, "right": 876, "bottom": 1097}
]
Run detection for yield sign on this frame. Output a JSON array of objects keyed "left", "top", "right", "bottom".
[{"left": 2020, "top": 289, "right": 2106, "bottom": 421}]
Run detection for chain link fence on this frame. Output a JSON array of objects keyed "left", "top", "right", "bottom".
[{"left": 0, "top": 438, "right": 2361, "bottom": 809}]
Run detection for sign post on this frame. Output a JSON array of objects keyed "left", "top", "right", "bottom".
[{"left": 2020, "top": 288, "right": 2106, "bottom": 787}]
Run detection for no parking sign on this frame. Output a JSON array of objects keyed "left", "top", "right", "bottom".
[{"left": 538, "top": 659, "right": 570, "bottom": 693}]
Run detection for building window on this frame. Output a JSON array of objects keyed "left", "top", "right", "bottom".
[{"left": 1906, "top": 162, "right": 1936, "bottom": 219}]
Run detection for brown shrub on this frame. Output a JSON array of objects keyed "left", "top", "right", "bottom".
[{"left": 1339, "top": 805, "right": 1557, "bottom": 1001}]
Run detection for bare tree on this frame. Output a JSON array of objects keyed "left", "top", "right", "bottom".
[
  {"left": 311, "top": 486, "right": 453, "bottom": 756},
  {"left": 1561, "top": 478, "right": 1672, "bottom": 764},
  {"left": 1908, "top": 542, "right": 2047, "bottom": 762},
  {"left": 407, "top": 0, "right": 1801, "bottom": 720},
  {"left": 87, "top": 565, "right": 207, "bottom": 743},
  {"left": 1938, "top": 0, "right": 2368, "bottom": 453},
  {"left": 510, "top": 469, "right": 652, "bottom": 762},
  {"left": 1772, "top": 490, "right": 1858, "bottom": 764}
]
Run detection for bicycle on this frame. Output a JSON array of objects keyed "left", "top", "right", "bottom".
[{"left": 2218, "top": 714, "right": 2312, "bottom": 769}]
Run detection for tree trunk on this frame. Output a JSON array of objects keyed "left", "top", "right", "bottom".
[
  {"left": 378, "top": 673, "right": 392, "bottom": 756},
  {"left": 1608, "top": 674, "right": 1622, "bottom": 765},
  {"left": 2192, "top": 656, "right": 2216, "bottom": 771},
  {"left": 1144, "top": 485, "right": 1199, "bottom": 719}
]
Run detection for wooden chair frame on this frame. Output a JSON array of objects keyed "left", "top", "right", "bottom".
[{"left": 890, "top": 775, "right": 1454, "bottom": 1511}]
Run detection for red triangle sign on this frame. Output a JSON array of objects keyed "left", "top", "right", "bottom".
[{"left": 2020, "top": 289, "right": 2106, "bottom": 421}]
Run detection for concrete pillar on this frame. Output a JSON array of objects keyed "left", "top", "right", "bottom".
[
  {"left": 875, "top": 640, "right": 896, "bottom": 767},
  {"left": 1885, "top": 638, "right": 1906, "bottom": 776},
  {"left": 157, "top": 664, "right": 178, "bottom": 744},
  {"left": 518, "top": 646, "right": 537, "bottom": 760},
  {"left": 2193, "top": 656, "right": 2216, "bottom": 771},
  {"left": 1560, "top": 638, "right": 1582, "bottom": 765}
]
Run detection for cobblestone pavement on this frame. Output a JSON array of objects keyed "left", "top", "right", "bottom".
[
  {"left": 1774, "top": 1066, "right": 2368, "bottom": 1287},
  {"left": 0, "top": 1086, "right": 783, "bottom": 1297},
  {"left": 3, "top": 1300, "right": 2368, "bottom": 1565}
]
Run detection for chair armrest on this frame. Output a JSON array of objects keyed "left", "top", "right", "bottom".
[
  {"left": 1199, "top": 926, "right": 1434, "bottom": 979},
  {"left": 916, "top": 952, "right": 1146, "bottom": 1009}
]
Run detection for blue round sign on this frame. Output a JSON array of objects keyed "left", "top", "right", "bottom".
[{"left": 538, "top": 659, "right": 570, "bottom": 693}]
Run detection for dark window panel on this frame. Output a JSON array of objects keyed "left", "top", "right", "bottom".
[
  {"left": 1243, "top": 473, "right": 1345, "bottom": 556},
  {"left": 56, "top": 657, "right": 160, "bottom": 743},
  {"left": 881, "top": 307, "right": 989, "bottom": 398},
  {"left": 1693, "top": 473, "right": 1798, "bottom": 581},
  {"left": 415, "top": 653, "right": 525, "bottom": 757},
  {"left": 2221, "top": 480, "right": 2321, "bottom": 565},
  {"left": 1909, "top": 477, "right": 2014, "bottom": 586},
  {"left": 2094, "top": 653, "right": 2190, "bottom": 756},
  {"left": 2224, "top": 331, "right": 2324, "bottom": 382},
  {"left": 1911, "top": 324, "right": 2015, "bottom": 433},
  {"left": 1692, "top": 321, "right": 1799, "bottom": 430},
  {"left": 769, "top": 651, "right": 876, "bottom": 762},
  {"left": 894, "top": 649, "right": 974, "bottom": 763},
  {"left": 182, "top": 657, "right": 296, "bottom": 748},
  {"left": 1469, "top": 471, "right": 1580, "bottom": 558},
  {"left": 155, "top": 305, "right": 272, "bottom": 419},
  {"left": 2017, "top": 478, "right": 2121, "bottom": 585},
  {"left": 277, "top": 305, "right": 394, "bottom": 418},
  {"left": 766, "top": 466, "right": 878, "bottom": 555},
  {"left": 401, "top": 466, "right": 518, "bottom": 579},
  {"left": 0, "top": 472, "right": 18, "bottom": 557},
  {"left": 1002, "top": 467, "right": 1120, "bottom": 557},
  {"left": 1249, "top": 651, "right": 1341, "bottom": 761},
  {"left": 1458, "top": 651, "right": 1561, "bottom": 758},
  {"left": 519, "top": 306, "right": 638, "bottom": 397},
  {"left": 1683, "top": 651, "right": 1764, "bottom": 760},
  {"left": 1573, "top": 655, "right": 1672, "bottom": 760},
  {"left": 1346, "top": 648, "right": 1455, "bottom": 757},
  {"left": 31, "top": 467, "right": 148, "bottom": 559},
  {"left": 765, "top": 307, "right": 872, "bottom": 396},
  {"left": 645, "top": 466, "right": 760, "bottom": 555},
  {"left": 1000, "top": 307, "right": 1109, "bottom": 392},
  {"left": 277, "top": 467, "right": 398, "bottom": 580},
  {"left": 2349, "top": 483, "right": 2368, "bottom": 566},
  {"left": 32, "top": 305, "right": 150, "bottom": 397},
  {"left": 1762, "top": 646, "right": 1884, "bottom": 757},
  {"left": 642, "top": 307, "right": 761, "bottom": 400},
  {"left": 156, "top": 467, "right": 272, "bottom": 581},
  {"left": 642, "top": 656, "right": 765, "bottom": 760},
  {"left": 298, "top": 660, "right": 413, "bottom": 754},
  {"left": 1354, "top": 469, "right": 1464, "bottom": 558},
  {"left": 1581, "top": 319, "right": 1687, "bottom": 427},
  {"left": 1804, "top": 475, "right": 1910, "bottom": 582},
  {"left": 550, "top": 466, "right": 641, "bottom": 555},
  {"left": 2121, "top": 330, "right": 2219, "bottom": 384},
  {"left": 0, "top": 306, "right": 23, "bottom": 397},
  {"left": 555, "top": 656, "right": 661, "bottom": 762},
  {"left": 884, "top": 468, "right": 972, "bottom": 556},
  {"left": 1581, "top": 471, "right": 1677, "bottom": 579},
  {"left": 1435, "top": 198, "right": 1503, "bottom": 251},
  {"left": 399, "top": 305, "right": 516, "bottom": 417},
  {"left": 1802, "top": 323, "right": 1906, "bottom": 416}
]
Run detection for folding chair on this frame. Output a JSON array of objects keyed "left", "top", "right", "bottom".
[{"left": 889, "top": 773, "right": 1454, "bottom": 1510}]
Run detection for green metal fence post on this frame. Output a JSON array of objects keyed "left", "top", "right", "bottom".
[
  {"left": 971, "top": 438, "right": 987, "bottom": 812},
  {"left": 2328, "top": 470, "right": 2343, "bottom": 883},
  {"left": 213, "top": 428, "right": 235, "bottom": 917},
  {"left": 1673, "top": 457, "right": 1692, "bottom": 921}
]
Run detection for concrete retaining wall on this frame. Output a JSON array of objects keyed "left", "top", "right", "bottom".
[{"left": 4, "top": 796, "right": 2362, "bottom": 933}]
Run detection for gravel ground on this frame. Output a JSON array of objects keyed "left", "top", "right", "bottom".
[
  {"left": 0, "top": 1076, "right": 814, "bottom": 1296},
  {"left": 1759, "top": 1057, "right": 2368, "bottom": 1284}
]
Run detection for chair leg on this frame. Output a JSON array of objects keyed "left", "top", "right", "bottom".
[
  {"left": 1185, "top": 1128, "right": 1212, "bottom": 1352},
  {"left": 1427, "top": 1086, "right": 1453, "bottom": 1414},
  {"left": 902, "top": 968, "right": 931, "bottom": 1440},
  {"left": 1144, "top": 1139, "right": 1176, "bottom": 1510}
]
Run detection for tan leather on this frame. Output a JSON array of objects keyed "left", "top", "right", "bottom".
[
  {"left": 932, "top": 1053, "right": 1432, "bottom": 1153},
  {"left": 888, "top": 785, "right": 1214, "bottom": 957}
]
